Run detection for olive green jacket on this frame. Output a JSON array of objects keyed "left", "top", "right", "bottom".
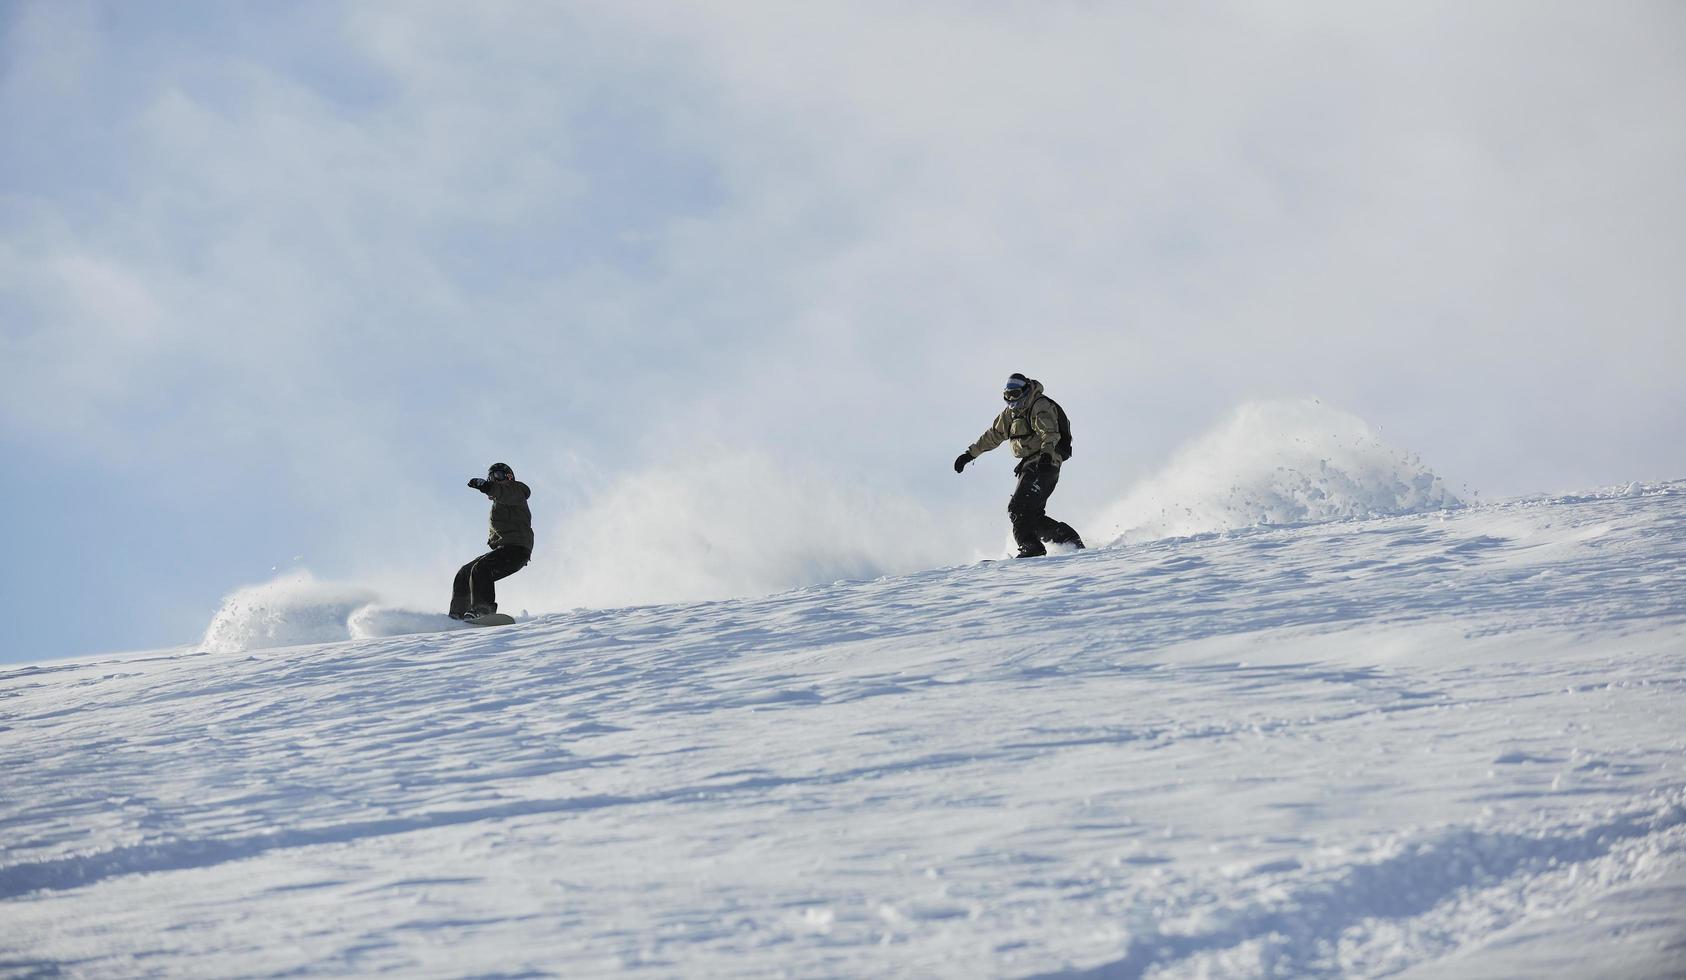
[
  {"left": 483, "top": 480, "right": 534, "bottom": 551},
  {"left": 966, "top": 379, "right": 1064, "bottom": 467}
]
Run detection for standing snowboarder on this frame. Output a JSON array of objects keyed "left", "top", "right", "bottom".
[
  {"left": 450, "top": 462, "right": 532, "bottom": 620},
  {"left": 954, "top": 373, "right": 1085, "bottom": 558}
]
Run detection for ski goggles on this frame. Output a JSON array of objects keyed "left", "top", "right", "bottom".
[{"left": 1003, "top": 380, "right": 1030, "bottom": 403}]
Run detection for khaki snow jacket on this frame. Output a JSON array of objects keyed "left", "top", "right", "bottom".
[
  {"left": 965, "top": 379, "right": 1065, "bottom": 467},
  {"left": 482, "top": 479, "right": 534, "bottom": 552}
]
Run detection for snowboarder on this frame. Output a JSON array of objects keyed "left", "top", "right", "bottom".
[
  {"left": 954, "top": 373, "right": 1085, "bottom": 558},
  {"left": 450, "top": 462, "right": 532, "bottom": 620}
]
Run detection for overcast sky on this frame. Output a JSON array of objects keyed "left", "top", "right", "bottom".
[{"left": 3, "top": 1, "right": 1682, "bottom": 663}]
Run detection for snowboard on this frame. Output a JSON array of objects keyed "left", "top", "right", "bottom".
[{"left": 463, "top": 612, "right": 516, "bottom": 627}]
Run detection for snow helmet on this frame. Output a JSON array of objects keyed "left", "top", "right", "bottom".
[
  {"left": 1003, "top": 373, "right": 1031, "bottom": 405},
  {"left": 488, "top": 462, "right": 514, "bottom": 482}
]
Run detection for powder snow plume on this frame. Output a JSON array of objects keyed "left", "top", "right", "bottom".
[
  {"left": 530, "top": 453, "right": 963, "bottom": 610},
  {"left": 1095, "top": 399, "right": 1462, "bottom": 546},
  {"left": 200, "top": 575, "right": 521, "bottom": 653},
  {"left": 200, "top": 572, "right": 378, "bottom": 654}
]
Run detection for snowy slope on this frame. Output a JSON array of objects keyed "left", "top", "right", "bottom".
[{"left": 2, "top": 483, "right": 1684, "bottom": 978}]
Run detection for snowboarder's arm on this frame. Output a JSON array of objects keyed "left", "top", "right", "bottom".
[
  {"left": 967, "top": 413, "right": 1009, "bottom": 458},
  {"left": 469, "top": 477, "right": 529, "bottom": 501}
]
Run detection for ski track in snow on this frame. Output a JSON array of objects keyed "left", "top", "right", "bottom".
[{"left": 2, "top": 484, "right": 1684, "bottom": 977}]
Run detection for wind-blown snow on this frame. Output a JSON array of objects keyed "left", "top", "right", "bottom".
[
  {"left": 199, "top": 572, "right": 378, "bottom": 654},
  {"left": 1095, "top": 400, "right": 1463, "bottom": 545},
  {"left": 533, "top": 452, "right": 965, "bottom": 611},
  {"left": 4, "top": 482, "right": 1683, "bottom": 977},
  {"left": 205, "top": 588, "right": 529, "bottom": 653}
]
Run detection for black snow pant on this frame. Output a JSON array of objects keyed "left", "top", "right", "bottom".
[
  {"left": 450, "top": 545, "right": 531, "bottom": 617},
  {"left": 1008, "top": 459, "right": 1084, "bottom": 558}
]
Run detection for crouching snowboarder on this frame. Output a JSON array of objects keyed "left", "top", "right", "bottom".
[
  {"left": 450, "top": 462, "right": 532, "bottom": 620},
  {"left": 954, "top": 373, "right": 1085, "bottom": 558}
]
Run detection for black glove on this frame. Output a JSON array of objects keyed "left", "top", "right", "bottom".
[
  {"left": 468, "top": 478, "right": 487, "bottom": 490},
  {"left": 953, "top": 452, "right": 972, "bottom": 474}
]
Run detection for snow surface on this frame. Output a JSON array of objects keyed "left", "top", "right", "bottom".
[{"left": 3, "top": 483, "right": 1685, "bottom": 977}]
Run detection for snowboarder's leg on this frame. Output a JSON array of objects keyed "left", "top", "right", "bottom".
[
  {"left": 450, "top": 559, "right": 477, "bottom": 618},
  {"left": 1029, "top": 463, "right": 1084, "bottom": 549},
  {"left": 1008, "top": 463, "right": 1058, "bottom": 558},
  {"left": 1010, "top": 461, "right": 1084, "bottom": 555},
  {"left": 467, "top": 546, "right": 531, "bottom": 613},
  {"left": 1044, "top": 519, "right": 1085, "bottom": 549}
]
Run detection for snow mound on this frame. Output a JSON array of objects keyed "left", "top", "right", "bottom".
[
  {"left": 1097, "top": 399, "right": 1462, "bottom": 546},
  {"left": 200, "top": 573, "right": 378, "bottom": 654}
]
